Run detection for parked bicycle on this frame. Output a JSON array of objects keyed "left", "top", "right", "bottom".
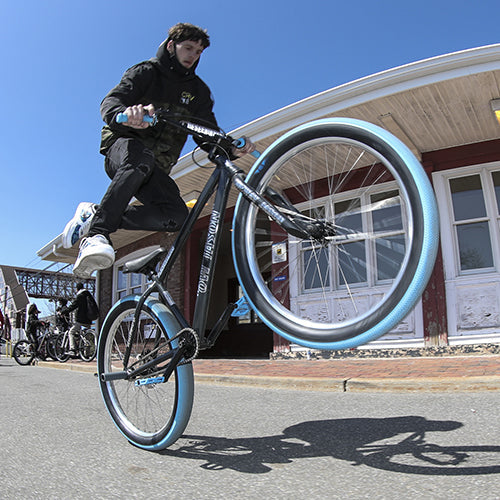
[
  {"left": 97, "top": 110, "right": 439, "bottom": 450},
  {"left": 55, "top": 327, "right": 97, "bottom": 362},
  {"left": 13, "top": 323, "right": 58, "bottom": 365}
]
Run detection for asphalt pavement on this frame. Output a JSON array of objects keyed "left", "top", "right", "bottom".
[
  {"left": 33, "top": 352, "right": 500, "bottom": 392},
  {"left": 3, "top": 359, "right": 499, "bottom": 498}
]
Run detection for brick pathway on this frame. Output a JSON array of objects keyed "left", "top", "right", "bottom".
[{"left": 192, "top": 355, "right": 500, "bottom": 380}]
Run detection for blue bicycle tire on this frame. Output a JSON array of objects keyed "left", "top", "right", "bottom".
[
  {"left": 232, "top": 118, "right": 439, "bottom": 350},
  {"left": 97, "top": 295, "right": 194, "bottom": 450}
]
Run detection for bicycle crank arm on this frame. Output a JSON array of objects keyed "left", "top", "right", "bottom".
[
  {"left": 125, "top": 347, "right": 187, "bottom": 387},
  {"left": 161, "top": 346, "right": 187, "bottom": 382},
  {"left": 101, "top": 348, "right": 178, "bottom": 382},
  {"left": 202, "top": 302, "right": 237, "bottom": 349},
  {"left": 128, "top": 348, "right": 178, "bottom": 379},
  {"left": 133, "top": 344, "right": 185, "bottom": 386}
]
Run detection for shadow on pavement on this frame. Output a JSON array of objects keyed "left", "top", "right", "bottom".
[{"left": 161, "top": 416, "right": 500, "bottom": 475}]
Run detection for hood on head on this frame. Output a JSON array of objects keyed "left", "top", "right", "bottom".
[{"left": 155, "top": 40, "right": 200, "bottom": 76}]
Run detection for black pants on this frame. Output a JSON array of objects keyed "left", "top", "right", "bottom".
[{"left": 90, "top": 138, "right": 188, "bottom": 241}]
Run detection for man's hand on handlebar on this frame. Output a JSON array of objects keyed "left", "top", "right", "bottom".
[
  {"left": 122, "top": 104, "right": 155, "bottom": 129},
  {"left": 118, "top": 106, "right": 258, "bottom": 158}
]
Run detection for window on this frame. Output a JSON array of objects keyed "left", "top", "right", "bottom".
[
  {"left": 449, "top": 174, "right": 494, "bottom": 272},
  {"left": 113, "top": 246, "right": 161, "bottom": 302},
  {"left": 493, "top": 171, "right": 500, "bottom": 214},
  {"left": 116, "top": 266, "right": 147, "bottom": 300},
  {"left": 335, "top": 198, "right": 367, "bottom": 286},
  {"left": 303, "top": 242, "right": 331, "bottom": 289},
  {"left": 371, "top": 190, "right": 405, "bottom": 281},
  {"left": 300, "top": 186, "right": 405, "bottom": 292}
]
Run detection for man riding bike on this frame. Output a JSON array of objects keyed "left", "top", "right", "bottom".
[{"left": 62, "top": 22, "right": 254, "bottom": 278}]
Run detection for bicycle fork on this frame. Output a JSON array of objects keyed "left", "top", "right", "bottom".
[{"left": 223, "top": 158, "right": 334, "bottom": 241}]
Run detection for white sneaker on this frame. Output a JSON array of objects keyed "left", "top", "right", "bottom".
[
  {"left": 62, "top": 202, "right": 96, "bottom": 248},
  {"left": 73, "top": 235, "right": 115, "bottom": 278}
]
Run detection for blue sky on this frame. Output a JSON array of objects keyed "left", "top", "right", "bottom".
[{"left": 1, "top": 0, "right": 498, "bottom": 275}]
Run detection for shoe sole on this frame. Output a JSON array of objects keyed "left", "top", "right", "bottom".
[
  {"left": 62, "top": 203, "right": 94, "bottom": 249},
  {"left": 62, "top": 219, "right": 80, "bottom": 248},
  {"left": 73, "top": 252, "right": 115, "bottom": 278}
]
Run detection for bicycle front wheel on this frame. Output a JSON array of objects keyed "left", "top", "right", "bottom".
[
  {"left": 232, "top": 118, "right": 439, "bottom": 350},
  {"left": 97, "top": 295, "right": 194, "bottom": 451},
  {"left": 79, "top": 329, "right": 96, "bottom": 362},
  {"left": 47, "top": 336, "right": 58, "bottom": 360},
  {"left": 54, "top": 333, "right": 70, "bottom": 362},
  {"left": 13, "top": 340, "right": 35, "bottom": 365}
]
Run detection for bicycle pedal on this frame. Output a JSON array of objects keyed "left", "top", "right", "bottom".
[
  {"left": 135, "top": 375, "right": 165, "bottom": 387},
  {"left": 198, "top": 337, "right": 212, "bottom": 350}
]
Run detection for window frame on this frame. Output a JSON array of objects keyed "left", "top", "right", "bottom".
[
  {"left": 113, "top": 246, "right": 161, "bottom": 303},
  {"left": 292, "top": 180, "right": 406, "bottom": 296},
  {"left": 434, "top": 162, "right": 500, "bottom": 279}
]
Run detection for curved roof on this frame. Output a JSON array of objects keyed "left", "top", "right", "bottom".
[
  {"left": 173, "top": 43, "right": 500, "bottom": 180},
  {"left": 234, "top": 43, "right": 500, "bottom": 142}
]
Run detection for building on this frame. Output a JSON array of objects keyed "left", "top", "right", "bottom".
[
  {"left": 38, "top": 44, "right": 500, "bottom": 356},
  {"left": 0, "top": 265, "right": 29, "bottom": 340}
]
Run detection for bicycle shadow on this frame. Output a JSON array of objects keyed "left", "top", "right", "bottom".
[{"left": 160, "top": 416, "right": 500, "bottom": 475}]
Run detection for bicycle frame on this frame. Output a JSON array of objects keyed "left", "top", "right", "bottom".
[
  {"left": 100, "top": 111, "right": 332, "bottom": 382},
  {"left": 57, "top": 328, "right": 81, "bottom": 351},
  {"left": 59, "top": 330, "right": 69, "bottom": 348},
  {"left": 36, "top": 329, "right": 52, "bottom": 353},
  {"left": 117, "top": 147, "right": 312, "bottom": 376}
]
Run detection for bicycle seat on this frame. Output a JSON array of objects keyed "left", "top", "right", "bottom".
[{"left": 122, "top": 248, "right": 166, "bottom": 275}]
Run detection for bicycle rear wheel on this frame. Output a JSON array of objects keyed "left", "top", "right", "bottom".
[
  {"left": 232, "top": 118, "right": 439, "bottom": 349},
  {"left": 13, "top": 340, "right": 35, "bottom": 365},
  {"left": 97, "top": 295, "right": 194, "bottom": 451},
  {"left": 79, "top": 329, "right": 96, "bottom": 361}
]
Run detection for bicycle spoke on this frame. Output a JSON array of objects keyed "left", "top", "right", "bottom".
[{"left": 233, "top": 119, "right": 438, "bottom": 346}]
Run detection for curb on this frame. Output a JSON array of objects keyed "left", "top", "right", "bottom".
[
  {"left": 38, "top": 360, "right": 97, "bottom": 374},
  {"left": 344, "top": 376, "right": 500, "bottom": 392},
  {"left": 194, "top": 373, "right": 347, "bottom": 391},
  {"left": 37, "top": 360, "right": 500, "bottom": 392},
  {"left": 194, "top": 374, "right": 500, "bottom": 392}
]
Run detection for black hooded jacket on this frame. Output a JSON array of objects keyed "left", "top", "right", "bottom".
[
  {"left": 64, "top": 288, "right": 94, "bottom": 325},
  {"left": 100, "top": 41, "right": 218, "bottom": 174}
]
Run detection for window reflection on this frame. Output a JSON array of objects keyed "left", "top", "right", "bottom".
[
  {"left": 457, "top": 222, "right": 493, "bottom": 270},
  {"left": 450, "top": 175, "right": 486, "bottom": 221}
]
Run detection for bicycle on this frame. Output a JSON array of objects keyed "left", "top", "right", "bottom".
[
  {"left": 55, "top": 327, "right": 97, "bottom": 362},
  {"left": 13, "top": 323, "right": 58, "bottom": 365},
  {"left": 97, "top": 110, "right": 439, "bottom": 450}
]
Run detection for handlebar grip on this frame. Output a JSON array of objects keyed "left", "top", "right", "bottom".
[
  {"left": 116, "top": 113, "right": 154, "bottom": 123},
  {"left": 235, "top": 137, "right": 261, "bottom": 158}
]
